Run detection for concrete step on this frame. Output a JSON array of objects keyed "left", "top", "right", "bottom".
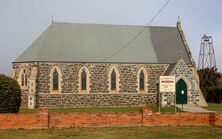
[{"left": 175, "top": 104, "right": 215, "bottom": 113}]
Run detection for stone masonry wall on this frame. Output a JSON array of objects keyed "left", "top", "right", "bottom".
[
  {"left": 171, "top": 59, "right": 200, "bottom": 105},
  {"left": 12, "top": 63, "right": 34, "bottom": 108},
  {"left": 38, "top": 93, "right": 156, "bottom": 107},
  {"left": 162, "top": 59, "right": 200, "bottom": 106},
  {"left": 37, "top": 63, "right": 167, "bottom": 94},
  {"left": 13, "top": 62, "right": 167, "bottom": 108}
]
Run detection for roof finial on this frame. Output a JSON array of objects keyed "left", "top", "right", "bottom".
[{"left": 177, "top": 16, "right": 182, "bottom": 29}]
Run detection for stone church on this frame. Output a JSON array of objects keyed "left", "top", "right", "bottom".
[{"left": 12, "top": 21, "right": 207, "bottom": 109}]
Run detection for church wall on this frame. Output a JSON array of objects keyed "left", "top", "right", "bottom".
[
  {"left": 161, "top": 59, "right": 200, "bottom": 106},
  {"left": 13, "top": 62, "right": 167, "bottom": 108},
  {"left": 171, "top": 60, "right": 200, "bottom": 106},
  {"left": 38, "top": 93, "right": 156, "bottom": 107},
  {"left": 12, "top": 63, "right": 34, "bottom": 108},
  {"left": 37, "top": 63, "right": 167, "bottom": 107}
]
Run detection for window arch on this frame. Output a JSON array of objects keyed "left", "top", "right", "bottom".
[
  {"left": 78, "top": 66, "right": 90, "bottom": 93},
  {"left": 50, "top": 66, "right": 62, "bottom": 94},
  {"left": 137, "top": 67, "right": 148, "bottom": 93},
  {"left": 18, "top": 66, "right": 28, "bottom": 89},
  {"left": 108, "top": 66, "right": 120, "bottom": 93}
]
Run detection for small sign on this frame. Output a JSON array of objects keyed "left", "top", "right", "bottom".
[
  {"left": 159, "top": 76, "right": 176, "bottom": 92},
  {"left": 181, "top": 90, "right": 184, "bottom": 94}
]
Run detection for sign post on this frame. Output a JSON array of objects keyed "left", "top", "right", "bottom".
[
  {"left": 174, "top": 93, "right": 177, "bottom": 113},
  {"left": 159, "top": 76, "right": 176, "bottom": 113},
  {"left": 159, "top": 90, "right": 161, "bottom": 113},
  {"left": 181, "top": 90, "right": 184, "bottom": 110}
]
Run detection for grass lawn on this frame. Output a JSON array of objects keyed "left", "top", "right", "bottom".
[
  {"left": 19, "top": 107, "right": 142, "bottom": 114},
  {"left": 19, "top": 106, "right": 183, "bottom": 114},
  {"left": 206, "top": 103, "right": 222, "bottom": 111},
  {"left": 48, "top": 107, "right": 142, "bottom": 113},
  {"left": 19, "top": 109, "right": 38, "bottom": 114},
  {"left": 0, "top": 126, "right": 221, "bottom": 139}
]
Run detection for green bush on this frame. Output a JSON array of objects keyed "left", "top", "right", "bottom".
[{"left": 0, "top": 74, "right": 21, "bottom": 113}]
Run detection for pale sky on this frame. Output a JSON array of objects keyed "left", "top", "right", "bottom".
[{"left": 0, "top": 0, "right": 221, "bottom": 75}]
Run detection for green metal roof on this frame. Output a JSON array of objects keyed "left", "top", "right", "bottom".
[{"left": 14, "top": 22, "right": 191, "bottom": 64}]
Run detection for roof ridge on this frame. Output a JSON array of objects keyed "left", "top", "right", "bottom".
[{"left": 52, "top": 21, "right": 176, "bottom": 28}]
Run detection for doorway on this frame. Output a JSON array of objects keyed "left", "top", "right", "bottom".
[{"left": 176, "top": 79, "right": 187, "bottom": 104}]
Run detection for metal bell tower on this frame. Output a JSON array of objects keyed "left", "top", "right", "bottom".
[{"left": 198, "top": 34, "right": 216, "bottom": 69}]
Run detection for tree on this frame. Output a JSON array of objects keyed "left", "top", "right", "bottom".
[
  {"left": 0, "top": 74, "right": 21, "bottom": 113},
  {"left": 198, "top": 67, "right": 222, "bottom": 103},
  {"left": 198, "top": 67, "right": 221, "bottom": 88}
]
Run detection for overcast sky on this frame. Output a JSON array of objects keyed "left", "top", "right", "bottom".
[{"left": 0, "top": 0, "right": 221, "bottom": 76}]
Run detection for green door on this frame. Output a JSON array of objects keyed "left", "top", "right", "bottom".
[{"left": 176, "top": 79, "right": 187, "bottom": 104}]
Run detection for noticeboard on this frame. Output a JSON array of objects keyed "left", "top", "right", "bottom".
[{"left": 159, "top": 76, "right": 175, "bottom": 92}]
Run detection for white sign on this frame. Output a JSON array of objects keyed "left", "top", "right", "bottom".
[
  {"left": 181, "top": 90, "right": 184, "bottom": 94},
  {"left": 159, "top": 76, "right": 175, "bottom": 92}
]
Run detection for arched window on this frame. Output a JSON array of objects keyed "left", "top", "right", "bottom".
[
  {"left": 111, "top": 70, "right": 116, "bottom": 90},
  {"left": 108, "top": 66, "right": 120, "bottom": 93},
  {"left": 81, "top": 69, "right": 87, "bottom": 90},
  {"left": 137, "top": 67, "right": 148, "bottom": 93},
  {"left": 18, "top": 66, "right": 28, "bottom": 89},
  {"left": 53, "top": 69, "right": 59, "bottom": 91},
  {"left": 78, "top": 66, "right": 90, "bottom": 93},
  {"left": 139, "top": 71, "right": 145, "bottom": 91},
  {"left": 24, "top": 74, "right": 27, "bottom": 86},
  {"left": 21, "top": 74, "right": 24, "bottom": 86},
  {"left": 50, "top": 66, "right": 62, "bottom": 94}
]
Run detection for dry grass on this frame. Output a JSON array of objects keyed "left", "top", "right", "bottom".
[
  {"left": 206, "top": 103, "right": 222, "bottom": 111},
  {"left": 0, "top": 126, "right": 222, "bottom": 139}
]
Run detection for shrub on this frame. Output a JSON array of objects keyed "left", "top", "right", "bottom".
[
  {"left": 0, "top": 74, "right": 21, "bottom": 113},
  {"left": 206, "top": 86, "right": 222, "bottom": 103},
  {"left": 198, "top": 67, "right": 222, "bottom": 101}
]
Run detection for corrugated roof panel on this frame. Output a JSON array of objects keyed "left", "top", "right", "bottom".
[{"left": 150, "top": 27, "right": 192, "bottom": 64}]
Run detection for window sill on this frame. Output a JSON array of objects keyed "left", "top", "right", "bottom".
[
  {"left": 138, "top": 91, "right": 147, "bottom": 93},
  {"left": 20, "top": 86, "right": 28, "bottom": 90},
  {"left": 79, "top": 91, "right": 89, "bottom": 94},
  {"left": 50, "top": 90, "right": 61, "bottom": 94},
  {"left": 110, "top": 91, "right": 119, "bottom": 94}
]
